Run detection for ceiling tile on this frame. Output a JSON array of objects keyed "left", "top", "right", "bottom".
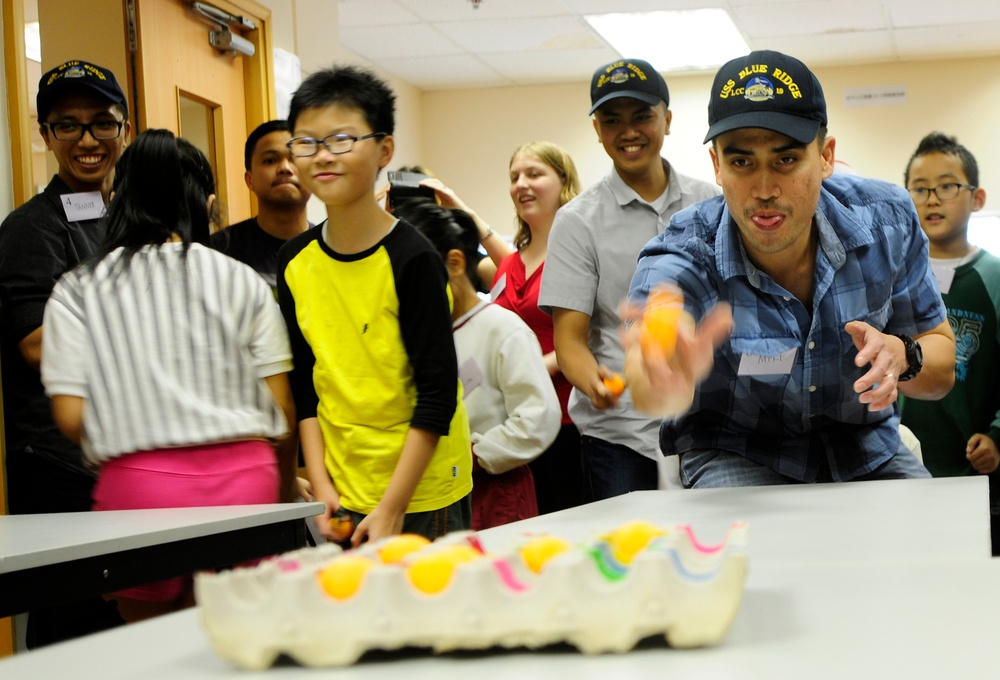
[
  {"left": 887, "top": 0, "right": 1000, "bottom": 28},
  {"left": 435, "top": 17, "right": 600, "bottom": 53},
  {"left": 375, "top": 54, "right": 511, "bottom": 89},
  {"left": 340, "top": 24, "right": 464, "bottom": 60},
  {"left": 734, "top": 1, "right": 886, "bottom": 39},
  {"left": 338, "top": 0, "right": 419, "bottom": 27},
  {"left": 564, "top": 0, "right": 712, "bottom": 12},
  {"left": 751, "top": 31, "right": 895, "bottom": 65},
  {"left": 334, "top": 0, "right": 1000, "bottom": 90},
  {"left": 894, "top": 23, "right": 1000, "bottom": 58},
  {"left": 394, "top": 0, "right": 572, "bottom": 22},
  {"left": 479, "top": 47, "right": 623, "bottom": 84},
  {"left": 727, "top": 0, "right": 830, "bottom": 6}
]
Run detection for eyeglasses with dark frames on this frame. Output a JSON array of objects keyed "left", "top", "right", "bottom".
[
  {"left": 44, "top": 120, "right": 125, "bottom": 141},
  {"left": 908, "top": 183, "right": 976, "bottom": 205},
  {"left": 286, "top": 132, "right": 388, "bottom": 157}
]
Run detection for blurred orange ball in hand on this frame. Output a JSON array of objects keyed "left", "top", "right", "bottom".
[
  {"left": 639, "top": 286, "right": 684, "bottom": 361},
  {"left": 328, "top": 509, "right": 354, "bottom": 542},
  {"left": 602, "top": 373, "right": 626, "bottom": 397}
]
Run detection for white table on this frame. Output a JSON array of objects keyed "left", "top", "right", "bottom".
[
  {"left": 0, "top": 478, "right": 992, "bottom": 677},
  {"left": 480, "top": 476, "right": 992, "bottom": 566},
  {"left": 2, "top": 557, "right": 996, "bottom": 679},
  {"left": 0, "top": 502, "right": 324, "bottom": 617}
]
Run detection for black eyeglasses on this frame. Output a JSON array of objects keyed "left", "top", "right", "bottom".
[
  {"left": 908, "top": 183, "right": 976, "bottom": 205},
  {"left": 44, "top": 120, "right": 125, "bottom": 141},
  {"left": 287, "top": 132, "right": 387, "bottom": 157}
]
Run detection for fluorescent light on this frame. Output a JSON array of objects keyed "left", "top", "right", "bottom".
[
  {"left": 585, "top": 9, "right": 749, "bottom": 72},
  {"left": 25, "top": 22, "right": 41, "bottom": 63}
]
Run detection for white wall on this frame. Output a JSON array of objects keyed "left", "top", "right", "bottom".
[
  {"left": 7, "top": 4, "right": 1000, "bottom": 242},
  {"left": 420, "top": 73, "right": 717, "bottom": 236},
  {"left": 420, "top": 55, "right": 1000, "bottom": 239},
  {"left": 259, "top": 0, "right": 426, "bottom": 226}
]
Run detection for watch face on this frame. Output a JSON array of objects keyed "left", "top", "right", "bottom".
[{"left": 897, "top": 334, "right": 922, "bottom": 381}]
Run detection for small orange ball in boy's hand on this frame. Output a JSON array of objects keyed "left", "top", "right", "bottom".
[
  {"left": 602, "top": 373, "right": 626, "bottom": 397},
  {"left": 639, "top": 286, "right": 684, "bottom": 361},
  {"left": 328, "top": 508, "right": 355, "bottom": 543}
]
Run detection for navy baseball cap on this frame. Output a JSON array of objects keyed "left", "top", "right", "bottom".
[
  {"left": 704, "top": 50, "right": 826, "bottom": 145},
  {"left": 589, "top": 59, "right": 669, "bottom": 115},
  {"left": 37, "top": 60, "right": 128, "bottom": 122}
]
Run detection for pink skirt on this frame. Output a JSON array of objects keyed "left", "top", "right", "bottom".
[{"left": 93, "top": 440, "right": 278, "bottom": 602}]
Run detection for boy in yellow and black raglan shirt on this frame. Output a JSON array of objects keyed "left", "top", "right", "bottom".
[{"left": 277, "top": 65, "right": 472, "bottom": 546}]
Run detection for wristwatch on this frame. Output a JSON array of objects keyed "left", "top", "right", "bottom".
[{"left": 894, "top": 334, "right": 923, "bottom": 382}]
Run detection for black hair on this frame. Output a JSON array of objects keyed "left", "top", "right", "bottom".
[
  {"left": 392, "top": 201, "right": 482, "bottom": 292},
  {"left": 244, "top": 119, "right": 289, "bottom": 170},
  {"left": 288, "top": 64, "right": 395, "bottom": 137},
  {"left": 904, "top": 132, "right": 979, "bottom": 188},
  {"left": 90, "top": 129, "right": 216, "bottom": 275}
]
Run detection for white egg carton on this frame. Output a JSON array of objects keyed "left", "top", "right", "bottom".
[{"left": 195, "top": 521, "right": 748, "bottom": 669}]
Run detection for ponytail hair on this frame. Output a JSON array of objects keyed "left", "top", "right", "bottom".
[{"left": 392, "top": 200, "right": 483, "bottom": 292}]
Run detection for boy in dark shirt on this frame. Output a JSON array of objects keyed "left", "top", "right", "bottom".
[
  {"left": 0, "top": 59, "right": 130, "bottom": 646},
  {"left": 210, "top": 120, "right": 311, "bottom": 291}
]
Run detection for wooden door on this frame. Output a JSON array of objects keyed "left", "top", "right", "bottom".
[
  {"left": 0, "top": 0, "right": 275, "bottom": 655},
  {"left": 131, "top": 0, "right": 277, "bottom": 226}
]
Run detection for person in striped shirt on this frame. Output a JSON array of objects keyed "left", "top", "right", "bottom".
[{"left": 41, "top": 129, "right": 296, "bottom": 623}]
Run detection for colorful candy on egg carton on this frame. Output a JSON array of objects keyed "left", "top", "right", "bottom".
[{"left": 195, "top": 520, "right": 748, "bottom": 669}]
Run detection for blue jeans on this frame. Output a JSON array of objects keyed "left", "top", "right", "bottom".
[
  {"left": 679, "top": 449, "right": 931, "bottom": 489},
  {"left": 580, "top": 435, "right": 658, "bottom": 502}
]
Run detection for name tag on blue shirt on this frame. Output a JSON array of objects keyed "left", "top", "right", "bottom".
[{"left": 737, "top": 347, "right": 798, "bottom": 376}]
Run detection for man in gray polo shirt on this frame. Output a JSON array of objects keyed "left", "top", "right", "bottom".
[{"left": 539, "top": 58, "right": 718, "bottom": 502}]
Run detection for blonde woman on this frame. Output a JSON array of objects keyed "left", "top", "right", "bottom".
[
  {"left": 492, "top": 142, "right": 582, "bottom": 513},
  {"left": 417, "top": 143, "right": 583, "bottom": 512}
]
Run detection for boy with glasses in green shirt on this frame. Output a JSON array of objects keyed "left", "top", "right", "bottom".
[{"left": 900, "top": 131, "right": 1000, "bottom": 553}]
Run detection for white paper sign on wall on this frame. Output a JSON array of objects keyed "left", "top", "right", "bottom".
[{"left": 844, "top": 85, "right": 908, "bottom": 108}]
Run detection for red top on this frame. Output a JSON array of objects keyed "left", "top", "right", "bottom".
[{"left": 492, "top": 252, "right": 572, "bottom": 425}]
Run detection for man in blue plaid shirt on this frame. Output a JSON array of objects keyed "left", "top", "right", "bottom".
[{"left": 624, "top": 50, "right": 956, "bottom": 487}]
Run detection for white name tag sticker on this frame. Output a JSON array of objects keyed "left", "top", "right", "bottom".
[
  {"left": 61, "top": 192, "right": 104, "bottom": 222},
  {"left": 489, "top": 273, "right": 507, "bottom": 302},
  {"left": 931, "top": 264, "right": 955, "bottom": 295},
  {"left": 737, "top": 346, "right": 798, "bottom": 376},
  {"left": 459, "top": 357, "right": 484, "bottom": 397}
]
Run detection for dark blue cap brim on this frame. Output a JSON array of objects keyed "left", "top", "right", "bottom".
[
  {"left": 589, "top": 90, "right": 664, "bottom": 116},
  {"left": 704, "top": 111, "right": 821, "bottom": 145}
]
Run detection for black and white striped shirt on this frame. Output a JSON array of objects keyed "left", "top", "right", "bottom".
[{"left": 42, "top": 243, "right": 291, "bottom": 463}]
